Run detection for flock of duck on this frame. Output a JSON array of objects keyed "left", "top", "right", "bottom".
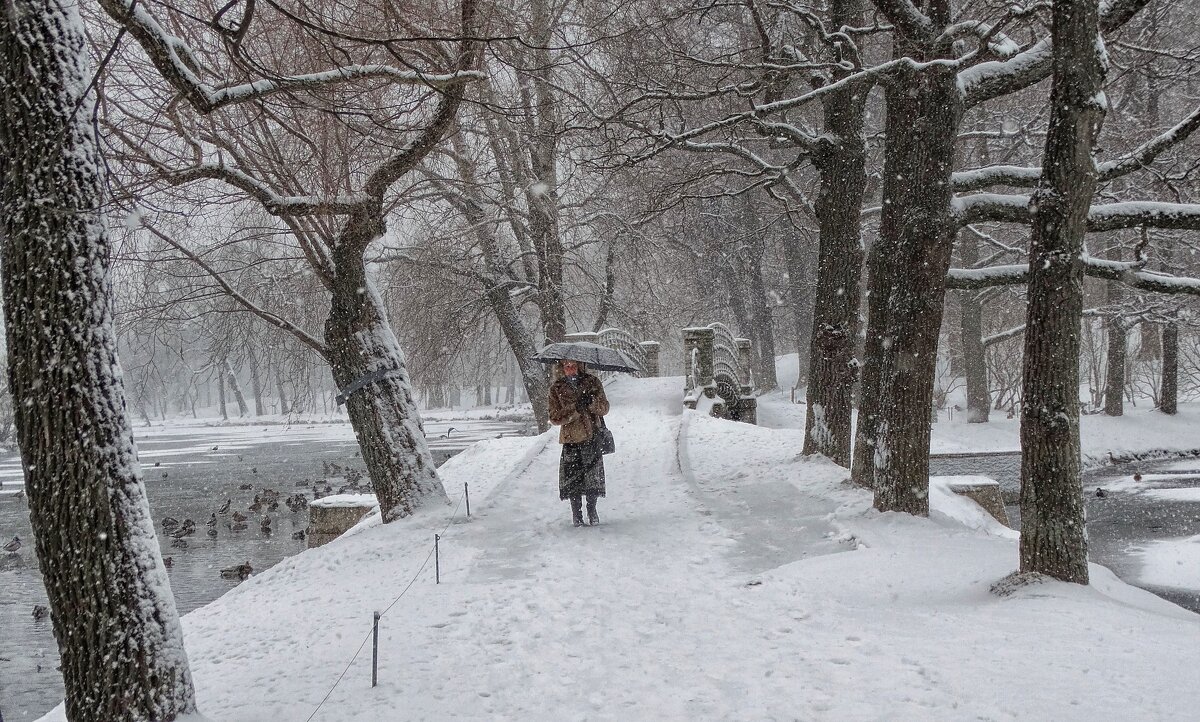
[{"left": 160, "top": 485, "right": 310, "bottom": 549}]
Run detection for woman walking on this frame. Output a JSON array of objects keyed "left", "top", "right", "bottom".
[{"left": 548, "top": 359, "right": 610, "bottom": 526}]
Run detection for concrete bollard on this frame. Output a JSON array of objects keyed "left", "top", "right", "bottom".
[
  {"left": 308, "top": 493, "right": 378, "bottom": 548},
  {"left": 936, "top": 476, "right": 1010, "bottom": 527}
]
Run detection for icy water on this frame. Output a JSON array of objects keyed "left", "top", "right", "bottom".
[
  {"left": 0, "top": 418, "right": 527, "bottom": 720},
  {"left": 930, "top": 453, "right": 1200, "bottom": 614}
]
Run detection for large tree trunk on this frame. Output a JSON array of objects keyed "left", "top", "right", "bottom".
[
  {"left": 0, "top": 1, "right": 198, "bottom": 717},
  {"left": 746, "top": 249, "right": 779, "bottom": 391},
  {"left": 860, "top": 40, "right": 961, "bottom": 513},
  {"left": 325, "top": 238, "right": 446, "bottom": 521},
  {"left": 957, "top": 231, "right": 991, "bottom": 423},
  {"left": 1160, "top": 323, "right": 1178, "bottom": 414},
  {"left": 1019, "top": 0, "right": 1105, "bottom": 585},
  {"left": 803, "top": 50, "right": 868, "bottom": 466}
]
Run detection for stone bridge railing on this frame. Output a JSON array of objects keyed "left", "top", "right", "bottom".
[
  {"left": 683, "top": 323, "right": 756, "bottom": 424},
  {"left": 563, "top": 328, "right": 660, "bottom": 377}
]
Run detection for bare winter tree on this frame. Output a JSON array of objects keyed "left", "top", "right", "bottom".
[
  {"left": 97, "top": 0, "right": 482, "bottom": 521},
  {"left": 0, "top": 0, "right": 197, "bottom": 717}
]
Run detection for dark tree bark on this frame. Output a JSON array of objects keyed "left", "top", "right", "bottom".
[
  {"left": 957, "top": 231, "right": 990, "bottom": 423},
  {"left": 858, "top": 6, "right": 961, "bottom": 512},
  {"left": 803, "top": 32, "right": 869, "bottom": 464},
  {"left": 1103, "top": 272, "right": 1126, "bottom": 416},
  {"left": 1160, "top": 323, "right": 1178, "bottom": 414},
  {"left": 0, "top": 0, "right": 198, "bottom": 717},
  {"left": 1019, "top": 0, "right": 1105, "bottom": 585}
]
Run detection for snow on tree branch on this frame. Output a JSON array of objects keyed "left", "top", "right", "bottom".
[
  {"left": 947, "top": 257, "right": 1200, "bottom": 297},
  {"left": 952, "top": 104, "right": 1200, "bottom": 191},
  {"left": 168, "top": 164, "right": 372, "bottom": 216},
  {"left": 954, "top": 194, "right": 1200, "bottom": 231},
  {"left": 957, "top": 0, "right": 1150, "bottom": 107},
  {"left": 870, "top": 0, "right": 935, "bottom": 41},
  {"left": 96, "top": 0, "right": 483, "bottom": 114}
]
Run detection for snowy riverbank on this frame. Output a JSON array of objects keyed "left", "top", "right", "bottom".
[{"left": 39, "top": 376, "right": 1200, "bottom": 721}]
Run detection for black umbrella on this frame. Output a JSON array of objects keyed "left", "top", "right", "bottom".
[{"left": 532, "top": 341, "right": 644, "bottom": 373}]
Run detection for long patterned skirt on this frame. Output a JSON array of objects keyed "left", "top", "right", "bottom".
[{"left": 559, "top": 440, "right": 606, "bottom": 500}]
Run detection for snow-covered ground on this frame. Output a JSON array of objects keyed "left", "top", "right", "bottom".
[
  {"left": 766, "top": 353, "right": 1200, "bottom": 465},
  {"left": 40, "top": 376, "right": 1200, "bottom": 721}
]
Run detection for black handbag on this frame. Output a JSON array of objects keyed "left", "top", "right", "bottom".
[{"left": 594, "top": 414, "right": 616, "bottom": 455}]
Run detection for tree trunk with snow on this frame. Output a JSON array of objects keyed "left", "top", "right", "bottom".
[
  {"left": 1160, "top": 323, "right": 1178, "bottom": 415},
  {"left": 325, "top": 236, "right": 446, "bottom": 521},
  {"left": 1019, "top": 0, "right": 1105, "bottom": 585},
  {"left": 861, "top": 30, "right": 961, "bottom": 514},
  {"left": 803, "top": 45, "right": 869, "bottom": 466},
  {"left": 0, "top": 1, "right": 198, "bottom": 717}
]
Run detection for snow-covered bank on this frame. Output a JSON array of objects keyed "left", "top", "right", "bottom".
[
  {"left": 39, "top": 376, "right": 1199, "bottom": 721},
  {"left": 756, "top": 384, "right": 1200, "bottom": 466}
]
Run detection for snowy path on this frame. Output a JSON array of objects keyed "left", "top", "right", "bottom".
[{"left": 38, "top": 376, "right": 1200, "bottom": 722}]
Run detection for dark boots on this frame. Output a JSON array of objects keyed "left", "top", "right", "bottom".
[
  {"left": 586, "top": 492, "right": 599, "bottom": 526},
  {"left": 570, "top": 495, "right": 585, "bottom": 527},
  {"left": 570, "top": 493, "right": 600, "bottom": 526}
]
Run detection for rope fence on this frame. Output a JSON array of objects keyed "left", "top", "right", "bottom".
[{"left": 305, "top": 484, "right": 470, "bottom": 721}]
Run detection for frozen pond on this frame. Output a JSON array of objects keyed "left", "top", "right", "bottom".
[
  {"left": 930, "top": 453, "right": 1200, "bottom": 614},
  {"left": 0, "top": 418, "right": 528, "bottom": 719}
]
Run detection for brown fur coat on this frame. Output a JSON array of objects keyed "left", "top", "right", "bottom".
[{"left": 548, "top": 368, "right": 610, "bottom": 445}]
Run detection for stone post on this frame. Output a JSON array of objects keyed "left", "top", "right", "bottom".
[
  {"left": 639, "top": 341, "right": 660, "bottom": 377},
  {"left": 682, "top": 327, "right": 715, "bottom": 392}
]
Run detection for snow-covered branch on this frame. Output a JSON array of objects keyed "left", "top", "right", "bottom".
[
  {"left": 957, "top": 0, "right": 1150, "bottom": 107},
  {"left": 168, "top": 165, "right": 372, "bottom": 216},
  {"left": 870, "top": 0, "right": 934, "bottom": 41},
  {"left": 952, "top": 104, "right": 1200, "bottom": 192},
  {"left": 954, "top": 194, "right": 1200, "bottom": 231},
  {"left": 96, "top": 0, "right": 482, "bottom": 113},
  {"left": 947, "top": 256, "right": 1200, "bottom": 297}
]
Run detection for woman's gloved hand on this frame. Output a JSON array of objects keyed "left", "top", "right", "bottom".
[{"left": 576, "top": 391, "right": 593, "bottom": 411}]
